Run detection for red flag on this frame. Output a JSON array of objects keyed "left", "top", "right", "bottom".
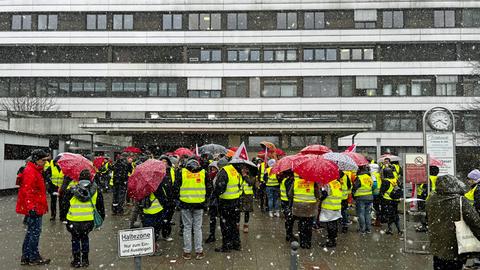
[
  {"left": 233, "top": 142, "right": 249, "bottom": 160},
  {"left": 346, "top": 144, "right": 357, "bottom": 153}
]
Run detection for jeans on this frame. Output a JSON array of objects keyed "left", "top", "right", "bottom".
[
  {"left": 266, "top": 186, "right": 280, "bottom": 212},
  {"left": 181, "top": 209, "right": 203, "bottom": 253},
  {"left": 22, "top": 216, "right": 42, "bottom": 261},
  {"left": 356, "top": 200, "right": 373, "bottom": 233},
  {"left": 143, "top": 212, "right": 163, "bottom": 242}
]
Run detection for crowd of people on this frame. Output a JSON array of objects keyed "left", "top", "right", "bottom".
[{"left": 13, "top": 146, "right": 480, "bottom": 270}]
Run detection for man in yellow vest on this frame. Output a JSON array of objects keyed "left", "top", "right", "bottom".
[
  {"left": 213, "top": 158, "right": 256, "bottom": 252},
  {"left": 370, "top": 163, "right": 382, "bottom": 227},
  {"left": 289, "top": 176, "right": 320, "bottom": 249},
  {"left": 141, "top": 180, "right": 167, "bottom": 256},
  {"left": 465, "top": 169, "right": 480, "bottom": 213},
  {"left": 173, "top": 159, "right": 208, "bottom": 260},
  {"left": 62, "top": 170, "right": 105, "bottom": 268},
  {"left": 319, "top": 177, "right": 343, "bottom": 248},
  {"left": 44, "top": 157, "right": 63, "bottom": 221},
  {"left": 380, "top": 168, "right": 402, "bottom": 235},
  {"left": 352, "top": 165, "right": 374, "bottom": 234},
  {"left": 416, "top": 166, "right": 439, "bottom": 232},
  {"left": 265, "top": 159, "right": 280, "bottom": 217},
  {"left": 158, "top": 155, "right": 176, "bottom": 242},
  {"left": 278, "top": 170, "right": 296, "bottom": 242}
]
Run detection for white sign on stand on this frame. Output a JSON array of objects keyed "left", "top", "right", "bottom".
[
  {"left": 118, "top": 227, "right": 154, "bottom": 258},
  {"left": 426, "top": 133, "right": 455, "bottom": 176}
]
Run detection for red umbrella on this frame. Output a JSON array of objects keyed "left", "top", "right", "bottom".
[
  {"left": 292, "top": 155, "right": 339, "bottom": 185},
  {"left": 93, "top": 156, "right": 106, "bottom": 170},
  {"left": 123, "top": 146, "right": 142, "bottom": 153},
  {"left": 271, "top": 154, "right": 310, "bottom": 174},
  {"left": 343, "top": 152, "right": 369, "bottom": 166},
  {"left": 127, "top": 159, "right": 166, "bottom": 201},
  {"left": 300, "top": 145, "right": 332, "bottom": 155},
  {"left": 57, "top": 153, "right": 95, "bottom": 181},
  {"left": 275, "top": 148, "right": 286, "bottom": 157},
  {"left": 174, "top": 147, "right": 194, "bottom": 157}
]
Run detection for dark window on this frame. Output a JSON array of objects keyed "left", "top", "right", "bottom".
[
  {"left": 148, "top": 82, "right": 177, "bottom": 97},
  {"left": 340, "top": 48, "right": 374, "bottom": 61},
  {"left": 381, "top": 77, "right": 408, "bottom": 96},
  {"left": 341, "top": 77, "right": 354, "bottom": 96},
  {"left": 38, "top": 14, "right": 58, "bottom": 30},
  {"left": 227, "top": 49, "right": 256, "bottom": 62},
  {"left": 384, "top": 114, "right": 418, "bottom": 131},
  {"left": 303, "top": 77, "right": 339, "bottom": 97},
  {"left": 304, "top": 12, "right": 325, "bottom": 29},
  {"left": 291, "top": 136, "right": 323, "bottom": 148},
  {"left": 69, "top": 80, "right": 107, "bottom": 97},
  {"left": 436, "top": 76, "right": 458, "bottom": 96},
  {"left": 0, "top": 79, "right": 8, "bottom": 97},
  {"left": 263, "top": 79, "right": 297, "bottom": 97},
  {"left": 225, "top": 79, "right": 248, "bottom": 97},
  {"left": 463, "top": 77, "right": 480, "bottom": 96},
  {"left": 5, "top": 144, "right": 48, "bottom": 160},
  {"left": 87, "top": 14, "right": 107, "bottom": 30},
  {"left": 188, "top": 90, "right": 221, "bottom": 98},
  {"left": 227, "top": 13, "right": 247, "bottom": 30},
  {"left": 113, "top": 14, "right": 133, "bottom": 30},
  {"left": 112, "top": 79, "right": 148, "bottom": 96},
  {"left": 163, "top": 14, "right": 182, "bottom": 30},
  {"left": 264, "top": 49, "right": 296, "bottom": 62},
  {"left": 200, "top": 49, "right": 221, "bottom": 62},
  {"left": 189, "top": 13, "right": 221, "bottom": 30},
  {"left": 11, "top": 15, "right": 31, "bottom": 30},
  {"left": 382, "top": 11, "right": 403, "bottom": 28},
  {"left": 463, "top": 9, "right": 480, "bottom": 27},
  {"left": 411, "top": 79, "right": 433, "bottom": 96},
  {"left": 464, "top": 114, "right": 479, "bottom": 132},
  {"left": 354, "top": 10, "right": 377, "bottom": 29},
  {"left": 434, "top": 10, "right": 455, "bottom": 28},
  {"left": 277, "top": 12, "right": 297, "bottom": 30},
  {"left": 356, "top": 76, "right": 378, "bottom": 96},
  {"left": 303, "top": 48, "right": 337, "bottom": 61}
]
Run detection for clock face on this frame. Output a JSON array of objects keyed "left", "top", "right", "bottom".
[{"left": 428, "top": 110, "right": 451, "bottom": 131}]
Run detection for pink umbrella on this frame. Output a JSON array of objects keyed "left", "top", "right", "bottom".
[
  {"left": 343, "top": 152, "right": 369, "bottom": 166},
  {"left": 122, "top": 146, "right": 142, "bottom": 153},
  {"left": 300, "top": 145, "right": 332, "bottom": 155},
  {"left": 57, "top": 153, "right": 95, "bottom": 181},
  {"left": 292, "top": 155, "right": 339, "bottom": 185},
  {"left": 173, "top": 147, "right": 194, "bottom": 157},
  {"left": 270, "top": 155, "right": 310, "bottom": 174}
]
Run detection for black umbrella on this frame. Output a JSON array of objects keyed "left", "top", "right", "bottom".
[
  {"left": 199, "top": 144, "right": 227, "bottom": 155},
  {"left": 229, "top": 158, "right": 258, "bottom": 176}
]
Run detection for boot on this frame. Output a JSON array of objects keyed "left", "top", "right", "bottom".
[
  {"left": 205, "top": 235, "right": 216, "bottom": 243},
  {"left": 373, "top": 218, "right": 382, "bottom": 227},
  {"left": 243, "top": 224, "right": 249, "bottom": 233},
  {"left": 70, "top": 252, "right": 81, "bottom": 268},
  {"left": 81, "top": 252, "right": 89, "bottom": 267}
]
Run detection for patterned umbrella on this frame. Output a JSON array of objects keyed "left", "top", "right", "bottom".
[
  {"left": 270, "top": 154, "right": 310, "bottom": 174},
  {"left": 377, "top": 154, "right": 401, "bottom": 163},
  {"left": 322, "top": 152, "right": 359, "bottom": 171},
  {"left": 343, "top": 151, "right": 369, "bottom": 166},
  {"left": 199, "top": 144, "right": 227, "bottom": 155},
  {"left": 292, "top": 155, "right": 339, "bottom": 185}
]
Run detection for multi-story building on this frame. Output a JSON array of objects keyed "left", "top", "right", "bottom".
[{"left": 0, "top": 0, "right": 478, "bottom": 176}]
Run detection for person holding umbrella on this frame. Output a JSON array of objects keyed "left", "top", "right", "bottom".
[
  {"left": 63, "top": 170, "right": 105, "bottom": 268},
  {"left": 140, "top": 179, "right": 167, "bottom": 255},
  {"left": 158, "top": 155, "right": 176, "bottom": 242},
  {"left": 43, "top": 155, "right": 64, "bottom": 221},
  {"left": 352, "top": 165, "right": 374, "bottom": 234},
  {"left": 173, "top": 159, "right": 209, "bottom": 260},
  {"left": 112, "top": 153, "right": 132, "bottom": 215},
  {"left": 278, "top": 170, "right": 296, "bottom": 242}
]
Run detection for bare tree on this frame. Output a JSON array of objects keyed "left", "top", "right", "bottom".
[{"left": 0, "top": 96, "right": 57, "bottom": 113}]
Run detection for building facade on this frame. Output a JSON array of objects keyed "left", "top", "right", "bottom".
[{"left": 0, "top": 0, "right": 478, "bottom": 170}]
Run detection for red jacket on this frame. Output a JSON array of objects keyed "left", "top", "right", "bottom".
[{"left": 16, "top": 161, "right": 48, "bottom": 216}]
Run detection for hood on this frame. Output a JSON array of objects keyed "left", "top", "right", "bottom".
[
  {"left": 73, "top": 182, "right": 98, "bottom": 202},
  {"left": 434, "top": 174, "right": 468, "bottom": 196}
]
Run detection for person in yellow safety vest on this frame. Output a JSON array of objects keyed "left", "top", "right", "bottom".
[
  {"left": 173, "top": 159, "right": 208, "bottom": 260},
  {"left": 369, "top": 163, "right": 383, "bottom": 227},
  {"left": 158, "top": 155, "right": 176, "bottom": 242},
  {"left": 278, "top": 170, "right": 296, "bottom": 242},
  {"left": 257, "top": 160, "right": 268, "bottom": 212},
  {"left": 97, "top": 160, "right": 112, "bottom": 192},
  {"left": 62, "top": 171, "right": 105, "bottom": 268},
  {"left": 339, "top": 171, "right": 353, "bottom": 233},
  {"left": 289, "top": 176, "right": 320, "bottom": 249},
  {"left": 44, "top": 158, "right": 63, "bottom": 221},
  {"left": 319, "top": 177, "right": 343, "bottom": 248},
  {"left": 238, "top": 165, "right": 255, "bottom": 233},
  {"left": 416, "top": 166, "right": 440, "bottom": 232},
  {"left": 380, "top": 168, "right": 402, "bottom": 235},
  {"left": 465, "top": 169, "right": 480, "bottom": 213},
  {"left": 265, "top": 159, "right": 280, "bottom": 218},
  {"left": 141, "top": 180, "right": 167, "bottom": 255},
  {"left": 213, "top": 159, "right": 256, "bottom": 253},
  {"left": 352, "top": 165, "right": 374, "bottom": 234},
  {"left": 59, "top": 175, "right": 79, "bottom": 223}
]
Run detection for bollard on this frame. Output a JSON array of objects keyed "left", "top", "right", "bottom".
[
  {"left": 132, "top": 221, "right": 142, "bottom": 270},
  {"left": 290, "top": 241, "right": 299, "bottom": 270}
]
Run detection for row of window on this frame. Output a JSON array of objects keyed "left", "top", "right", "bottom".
[
  {"left": 1, "top": 76, "right": 479, "bottom": 98},
  {"left": 4, "top": 43, "right": 478, "bottom": 63},
  {"left": 3, "top": 9, "right": 480, "bottom": 31}
]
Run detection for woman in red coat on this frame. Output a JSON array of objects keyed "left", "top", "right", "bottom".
[{"left": 16, "top": 149, "right": 51, "bottom": 266}]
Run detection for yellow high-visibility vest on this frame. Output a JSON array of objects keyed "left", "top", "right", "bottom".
[
  {"left": 67, "top": 191, "right": 98, "bottom": 222},
  {"left": 465, "top": 185, "right": 478, "bottom": 206},
  {"left": 242, "top": 177, "right": 254, "bottom": 195},
  {"left": 383, "top": 178, "right": 398, "bottom": 201},
  {"left": 266, "top": 167, "right": 279, "bottom": 187},
  {"left": 170, "top": 167, "right": 176, "bottom": 184},
  {"left": 293, "top": 178, "right": 316, "bottom": 203},
  {"left": 179, "top": 168, "right": 206, "bottom": 204},
  {"left": 372, "top": 171, "right": 382, "bottom": 195},
  {"left": 219, "top": 164, "right": 242, "bottom": 200},
  {"left": 259, "top": 163, "right": 266, "bottom": 183},
  {"left": 51, "top": 164, "right": 64, "bottom": 187},
  {"left": 67, "top": 181, "right": 78, "bottom": 190},
  {"left": 354, "top": 174, "right": 373, "bottom": 197},
  {"left": 321, "top": 180, "right": 342, "bottom": 211},
  {"left": 340, "top": 174, "right": 351, "bottom": 200},
  {"left": 143, "top": 193, "right": 164, "bottom": 215}
]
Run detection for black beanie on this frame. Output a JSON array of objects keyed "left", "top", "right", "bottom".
[{"left": 31, "top": 149, "right": 49, "bottom": 162}]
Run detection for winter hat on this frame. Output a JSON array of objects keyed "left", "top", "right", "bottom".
[
  {"left": 31, "top": 149, "right": 49, "bottom": 162},
  {"left": 467, "top": 169, "right": 480, "bottom": 183},
  {"left": 267, "top": 159, "right": 276, "bottom": 167}
]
